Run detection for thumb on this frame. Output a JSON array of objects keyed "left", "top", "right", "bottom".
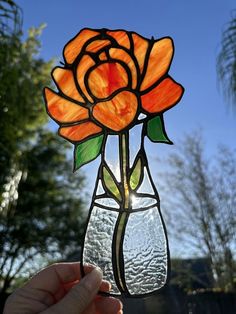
[{"left": 44, "top": 267, "right": 103, "bottom": 314}]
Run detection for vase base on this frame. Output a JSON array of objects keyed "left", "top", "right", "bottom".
[{"left": 81, "top": 202, "right": 169, "bottom": 296}]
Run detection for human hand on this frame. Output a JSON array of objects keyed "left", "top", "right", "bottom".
[{"left": 3, "top": 262, "right": 123, "bottom": 314}]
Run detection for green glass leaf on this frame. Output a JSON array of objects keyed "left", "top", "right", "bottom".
[
  {"left": 103, "top": 166, "right": 121, "bottom": 201},
  {"left": 130, "top": 158, "right": 142, "bottom": 190},
  {"left": 74, "top": 135, "right": 104, "bottom": 171},
  {"left": 147, "top": 115, "right": 173, "bottom": 144}
]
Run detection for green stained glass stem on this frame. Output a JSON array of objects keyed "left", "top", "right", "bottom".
[
  {"left": 113, "top": 132, "right": 130, "bottom": 292},
  {"left": 121, "top": 133, "right": 130, "bottom": 208}
]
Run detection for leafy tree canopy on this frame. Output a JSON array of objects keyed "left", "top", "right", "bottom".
[
  {"left": 0, "top": 0, "right": 53, "bottom": 192},
  {"left": 0, "top": 0, "right": 87, "bottom": 296}
]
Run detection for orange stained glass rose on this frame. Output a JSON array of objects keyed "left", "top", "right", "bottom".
[
  {"left": 43, "top": 28, "right": 185, "bottom": 297},
  {"left": 44, "top": 28, "right": 184, "bottom": 143}
]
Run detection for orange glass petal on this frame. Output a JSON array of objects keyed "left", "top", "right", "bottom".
[
  {"left": 86, "top": 39, "right": 111, "bottom": 53},
  {"left": 52, "top": 67, "right": 84, "bottom": 103},
  {"left": 99, "top": 51, "right": 107, "bottom": 61},
  {"left": 107, "top": 30, "right": 130, "bottom": 49},
  {"left": 93, "top": 91, "right": 138, "bottom": 131},
  {"left": 140, "top": 38, "right": 173, "bottom": 91},
  {"left": 141, "top": 77, "right": 184, "bottom": 113},
  {"left": 88, "top": 62, "right": 128, "bottom": 99},
  {"left": 45, "top": 88, "right": 89, "bottom": 123},
  {"left": 132, "top": 33, "right": 149, "bottom": 75},
  {"left": 64, "top": 29, "right": 99, "bottom": 64},
  {"left": 59, "top": 121, "right": 102, "bottom": 142},
  {"left": 76, "top": 54, "right": 95, "bottom": 103},
  {"left": 109, "top": 48, "right": 137, "bottom": 89}
]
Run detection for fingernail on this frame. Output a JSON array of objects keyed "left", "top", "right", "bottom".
[
  {"left": 102, "top": 280, "right": 112, "bottom": 290},
  {"left": 82, "top": 267, "right": 103, "bottom": 292}
]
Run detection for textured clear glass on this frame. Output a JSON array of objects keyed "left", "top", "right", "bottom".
[
  {"left": 131, "top": 195, "right": 157, "bottom": 210},
  {"left": 83, "top": 206, "right": 120, "bottom": 294},
  {"left": 95, "top": 197, "right": 120, "bottom": 209},
  {"left": 123, "top": 206, "right": 168, "bottom": 295}
]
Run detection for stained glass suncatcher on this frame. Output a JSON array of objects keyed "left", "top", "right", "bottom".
[{"left": 44, "top": 28, "right": 184, "bottom": 297}]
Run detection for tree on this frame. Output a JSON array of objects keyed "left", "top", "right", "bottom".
[
  {"left": 0, "top": 0, "right": 53, "bottom": 196},
  {"left": 0, "top": 130, "right": 87, "bottom": 295},
  {"left": 217, "top": 11, "right": 236, "bottom": 110},
  {"left": 161, "top": 133, "right": 236, "bottom": 291},
  {"left": 0, "top": 1, "right": 87, "bottom": 296}
]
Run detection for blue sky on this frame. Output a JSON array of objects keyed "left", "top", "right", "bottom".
[{"left": 17, "top": 0, "right": 236, "bottom": 257}]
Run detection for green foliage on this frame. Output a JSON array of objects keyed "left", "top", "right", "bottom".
[
  {"left": 146, "top": 115, "right": 172, "bottom": 144},
  {"left": 74, "top": 135, "right": 104, "bottom": 171},
  {"left": 0, "top": 130, "right": 86, "bottom": 293},
  {"left": 0, "top": 4, "right": 53, "bottom": 198},
  {"left": 0, "top": 1, "right": 86, "bottom": 294}
]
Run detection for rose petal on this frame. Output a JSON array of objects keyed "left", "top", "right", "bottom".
[
  {"left": 141, "top": 77, "right": 184, "bottom": 113},
  {"left": 99, "top": 51, "right": 107, "bottom": 61},
  {"left": 88, "top": 62, "right": 128, "bottom": 99},
  {"left": 131, "top": 33, "right": 149, "bottom": 75},
  {"left": 59, "top": 121, "right": 102, "bottom": 142},
  {"left": 109, "top": 48, "right": 137, "bottom": 89},
  {"left": 44, "top": 88, "right": 89, "bottom": 123},
  {"left": 107, "top": 30, "right": 130, "bottom": 49},
  {"left": 64, "top": 29, "right": 99, "bottom": 64},
  {"left": 93, "top": 90, "right": 138, "bottom": 131},
  {"left": 76, "top": 54, "right": 95, "bottom": 103},
  {"left": 86, "top": 39, "right": 111, "bottom": 53},
  {"left": 52, "top": 67, "right": 85, "bottom": 103},
  {"left": 140, "top": 38, "right": 173, "bottom": 91}
]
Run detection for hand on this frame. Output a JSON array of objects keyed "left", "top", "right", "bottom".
[{"left": 3, "top": 262, "right": 123, "bottom": 314}]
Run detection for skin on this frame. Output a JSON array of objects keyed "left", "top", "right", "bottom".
[{"left": 3, "top": 262, "right": 123, "bottom": 314}]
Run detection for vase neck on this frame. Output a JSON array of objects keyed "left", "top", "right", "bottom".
[
  {"left": 93, "top": 126, "right": 159, "bottom": 210},
  {"left": 102, "top": 125, "right": 143, "bottom": 182}
]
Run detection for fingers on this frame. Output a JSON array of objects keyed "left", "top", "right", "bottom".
[
  {"left": 26, "top": 262, "right": 82, "bottom": 294},
  {"left": 99, "top": 280, "right": 111, "bottom": 292},
  {"left": 41, "top": 267, "right": 103, "bottom": 314},
  {"left": 54, "top": 276, "right": 111, "bottom": 302},
  {"left": 26, "top": 262, "right": 106, "bottom": 295},
  {"left": 95, "top": 296, "right": 123, "bottom": 314}
]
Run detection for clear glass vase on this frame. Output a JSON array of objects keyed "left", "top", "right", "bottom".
[{"left": 81, "top": 126, "right": 169, "bottom": 297}]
